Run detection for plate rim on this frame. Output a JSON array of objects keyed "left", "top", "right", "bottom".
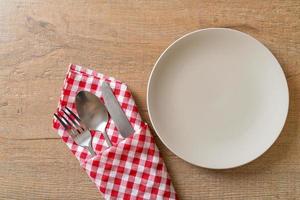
[{"left": 146, "top": 27, "right": 289, "bottom": 169}]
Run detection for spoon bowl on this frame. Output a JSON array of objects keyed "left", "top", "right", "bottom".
[{"left": 76, "top": 91, "right": 112, "bottom": 147}]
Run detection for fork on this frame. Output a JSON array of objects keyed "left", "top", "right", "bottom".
[{"left": 54, "top": 107, "right": 96, "bottom": 156}]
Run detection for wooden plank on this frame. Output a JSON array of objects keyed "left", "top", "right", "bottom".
[{"left": 0, "top": 0, "right": 299, "bottom": 199}]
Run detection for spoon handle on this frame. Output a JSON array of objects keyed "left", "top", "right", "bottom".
[
  {"left": 102, "top": 130, "right": 113, "bottom": 147},
  {"left": 87, "top": 144, "right": 96, "bottom": 156}
]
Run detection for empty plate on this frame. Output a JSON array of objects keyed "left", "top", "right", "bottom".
[{"left": 147, "top": 28, "right": 289, "bottom": 169}]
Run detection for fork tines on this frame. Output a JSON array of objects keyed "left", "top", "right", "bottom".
[
  {"left": 54, "top": 107, "right": 83, "bottom": 134},
  {"left": 54, "top": 107, "right": 96, "bottom": 156}
]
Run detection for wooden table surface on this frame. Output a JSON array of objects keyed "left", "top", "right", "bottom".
[{"left": 0, "top": 0, "right": 299, "bottom": 199}]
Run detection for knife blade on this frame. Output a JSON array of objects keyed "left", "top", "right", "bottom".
[{"left": 101, "top": 81, "right": 134, "bottom": 138}]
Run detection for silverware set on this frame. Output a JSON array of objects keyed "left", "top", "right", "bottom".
[{"left": 54, "top": 82, "right": 134, "bottom": 155}]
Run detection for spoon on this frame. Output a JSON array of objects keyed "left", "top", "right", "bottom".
[{"left": 75, "top": 91, "right": 112, "bottom": 147}]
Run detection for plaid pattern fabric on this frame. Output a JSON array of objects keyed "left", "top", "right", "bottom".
[{"left": 53, "top": 64, "right": 177, "bottom": 199}]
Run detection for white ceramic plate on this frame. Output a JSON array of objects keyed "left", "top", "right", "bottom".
[{"left": 147, "top": 28, "right": 289, "bottom": 169}]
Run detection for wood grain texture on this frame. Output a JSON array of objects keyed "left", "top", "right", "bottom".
[{"left": 0, "top": 0, "right": 299, "bottom": 199}]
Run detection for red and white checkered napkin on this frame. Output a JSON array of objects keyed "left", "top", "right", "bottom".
[{"left": 52, "top": 64, "right": 177, "bottom": 199}]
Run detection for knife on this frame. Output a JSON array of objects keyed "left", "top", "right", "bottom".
[{"left": 101, "top": 81, "right": 134, "bottom": 138}]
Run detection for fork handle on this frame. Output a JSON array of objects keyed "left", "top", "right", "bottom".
[
  {"left": 102, "top": 130, "right": 113, "bottom": 147},
  {"left": 87, "top": 144, "right": 96, "bottom": 156}
]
